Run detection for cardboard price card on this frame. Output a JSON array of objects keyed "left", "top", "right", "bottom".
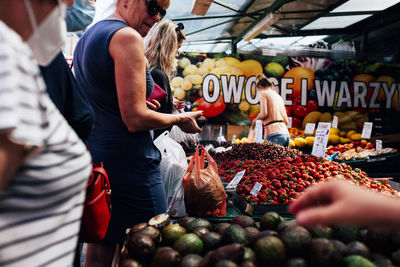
[
  {"left": 250, "top": 182, "right": 262, "bottom": 197},
  {"left": 255, "top": 120, "right": 263, "bottom": 144},
  {"left": 332, "top": 115, "right": 339, "bottom": 128},
  {"left": 226, "top": 170, "right": 246, "bottom": 190},
  {"left": 304, "top": 123, "right": 316, "bottom": 135},
  {"left": 311, "top": 122, "right": 332, "bottom": 158},
  {"left": 287, "top": 117, "right": 292, "bottom": 128},
  {"left": 361, "top": 122, "right": 373, "bottom": 139},
  {"left": 376, "top": 139, "right": 382, "bottom": 152}
]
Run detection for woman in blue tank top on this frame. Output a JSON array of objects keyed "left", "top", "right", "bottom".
[{"left": 73, "top": 0, "right": 202, "bottom": 266}]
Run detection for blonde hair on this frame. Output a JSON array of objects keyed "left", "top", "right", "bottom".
[
  {"left": 144, "top": 20, "right": 183, "bottom": 78},
  {"left": 256, "top": 73, "right": 272, "bottom": 89}
]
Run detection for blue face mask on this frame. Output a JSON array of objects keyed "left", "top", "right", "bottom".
[{"left": 66, "top": 0, "right": 96, "bottom": 32}]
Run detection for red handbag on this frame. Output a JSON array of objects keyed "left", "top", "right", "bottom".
[
  {"left": 147, "top": 83, "right": 167, "bottom": 102},
  {"left": 79, "top": 163, "right": 112, "bottom": 243}
]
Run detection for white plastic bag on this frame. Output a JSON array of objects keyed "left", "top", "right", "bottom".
[
  {"left": 154, "top": 131, "right": 188, "bottom": 217},
  {"left": 169, "top": 125, "right": 200, "bottom": 154}
]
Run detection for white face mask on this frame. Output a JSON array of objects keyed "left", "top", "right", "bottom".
[{"left": 24, "top": 0, "right": 67, "bottom": 67}]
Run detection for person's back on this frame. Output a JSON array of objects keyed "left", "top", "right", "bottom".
[
  {"left": 262, "top": 89, "right": 289, "bottom": 136},
  {"left": 0, "top": 20, "right": 91, "bottom": 266}
]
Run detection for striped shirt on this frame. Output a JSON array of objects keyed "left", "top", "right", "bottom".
[{"left": 0, "top": 21, "right": 92, "bottom": 266}]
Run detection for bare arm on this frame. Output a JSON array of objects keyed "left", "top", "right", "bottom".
[
  {"left": 109, "top": 28, "right": 202, "bottom": 133},
  {"left": 289, "top": 180, "right": 400, "bottom": 230},
  {"left": 0, "top": 133, "right": 26, "bottom": 193}
]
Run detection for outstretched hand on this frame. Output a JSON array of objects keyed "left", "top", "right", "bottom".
[
  {"left": 177, "top": 111, "right": 203, "bottom": 134},
  {"left": 289, "top": 180, "right": 400, "bottom": 231}
]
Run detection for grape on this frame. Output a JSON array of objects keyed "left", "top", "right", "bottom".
[
  {"left": 196, "top": 66, "right": 209, "bottom": 77},
  {"left": 182, "top": 77, "right": 193, "bottom": 91},
  {"left": 173, "top": 88, "right": 185, "bottom": 100},
  {"left": 171, "top": 76, "right": 184, "bottom": 88},
  {"left": 178, "top": 57, "right": 191, "bottom": 69},
  {"left": 189, "top": 74, "right": 203, "bottom": 85},
  {"left": 182, "top": 64, "right": 198, "bottom": 77},
  {"left": 201, "top": 58, "right": 215, "bottom": 70}
]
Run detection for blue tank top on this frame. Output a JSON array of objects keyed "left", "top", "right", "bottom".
[{"left": 73, "top": 20, "right": 159, "bottom": 164}]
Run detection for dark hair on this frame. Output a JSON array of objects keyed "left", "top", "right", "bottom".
[{"left": 256, "top": 73, "right": 272, "bottom": 88}]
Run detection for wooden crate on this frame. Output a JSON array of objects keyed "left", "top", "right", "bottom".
[{"left": 227, "top": 125, "right": 246, "bottom": 141}]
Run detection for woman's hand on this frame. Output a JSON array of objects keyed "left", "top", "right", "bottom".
[
  {"left": 289, "top": 180, "right": 400, "bottom": 231},
  {"left": 173, "top": 97, "right": 185, "bottom": 111},
  {"left": 146, "top": 99, "right": 161, "bottom": 110},
  {"left": 177, "top": 111, "right": 203, "bottom": 133}
]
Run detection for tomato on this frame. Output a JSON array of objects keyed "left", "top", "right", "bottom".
[
  {"left": 291, "top": 117, "right": 302, "bottom": 128},
  {"left": 193, "top": 96, "right": 226, "bottom": 118},
  {"left": 293, "top": 104, "right": 308, "bottom": 118},
  {"left": 307, "top": 99, "right": 318, "bottom": 112}
]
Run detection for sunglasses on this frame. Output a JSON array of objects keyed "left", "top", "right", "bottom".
[{"left": 145, "top": 0, "right": 166, "bottom": 19}]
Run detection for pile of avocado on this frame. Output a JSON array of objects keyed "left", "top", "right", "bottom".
[{"left": 120, "top": 212, "right": 400, "bottom": 267}]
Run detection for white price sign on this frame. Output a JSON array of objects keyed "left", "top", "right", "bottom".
[
  {"left": 231, "top": 135, "right": 236, "bottom": 144},
  {"left": 226, "top": 170, "right": 246, "bottom": 190},
  {"left": 332, "top": 116, "right": 339, "bottom": 129},
  {"left": 250, "top": 182, "right": 263, "bottom": 197},
  {"left": 287, "top": 117, "right": 292, "bottom": 129},
  {"left": 255, "top": 120, "right": 263, "bottom": 144},
  {"left": 376, "top": 139, "right": 382, "bottom": 152},
  {"left": 361, "top": 122, "right": 373, "bottom": 139},
  {"left": 311, "top": 122, "right": 331, "bottom": 158},
  {"left": 304, "top": 123, "right": 316, "bottom": 135}
]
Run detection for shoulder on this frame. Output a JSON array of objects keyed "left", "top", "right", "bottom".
[
  {"left": 151, "top": 68, "right": 167, "bottom": 79},
  {"left": 112, "top": 26, "right": 143, "bottom": 47}
]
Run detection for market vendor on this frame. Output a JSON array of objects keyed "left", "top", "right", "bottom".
[
  {"left": 72, "top": 0, "right": 203, "bottom": 265},
  {"left": 251, "top": 73, "right": 290, "bottom": 146}
]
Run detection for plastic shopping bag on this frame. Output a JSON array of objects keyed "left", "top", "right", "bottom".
[
  {"left": 154, "top": 131, "right": 188, "bottom": 217},
  {"left": 183, "top": 145, "right": 226, "bottom": 217},
  {"left": 169, "top": 125, "right": 200, "bottom": 155}
]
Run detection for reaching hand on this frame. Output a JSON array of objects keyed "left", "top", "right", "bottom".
[
  {"left": 173, "top": 97, "right": 185, "bottom": 111},
  {"left": 177, "top": 111, "right": 203, "bottom": 134},
  {"left": 289, "top": 180, "right": 400, "bottom": 230},
  {"left": 146, "top": 99, "right": 161, "bottom": 110}
]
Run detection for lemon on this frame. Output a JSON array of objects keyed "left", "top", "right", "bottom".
[
  {"left": 305, "top": 136, "right": 315, "bottom": 146},
  {"left": 240, "top": 137, "right": 248, "bottom": 144},
  {"left": 328, "top": 135, "right": 340, "bottom": 144},
  {"left": 239, "top": 101, "right": 250, "bottom": 112},
  {"left": 222, "top": 57, "right": 241, "bottom": 66},
  {"left": 173, "top": 88, "right": 185, "bottom": 100},
  {"left": 289, "top": 139, "right": 295, "bottom": 148},
  {"left": 294, "top": 137, "right": 306, "bottom": 148},
  {"left": 238, "top": 60, "right": 263, "bottom": 78},
  {"left": 351, "top": 133, "right": 362, "bottom": 140},
  {"left": 330, "top": 128, "right": 340, "bottom": 136},
  {"left": 346, "top": 130, "right": 356, "bottom": 139},
  {"left": 264, "top": 62, "right": 285, "bottom": 78}
]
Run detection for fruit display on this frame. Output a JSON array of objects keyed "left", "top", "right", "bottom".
[
  {"left": 215, "top": 143, "right": 398, "bottom": 206},
  {"left": 326, "top": 140, "right": 398, "bottom": 161},
  {"left": 120, "top": 212, "right": 400, "bottom": 267}
]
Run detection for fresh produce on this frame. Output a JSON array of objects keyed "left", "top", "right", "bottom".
[{"left": 121, "top": 213, "right": 400, "bottom": 266}]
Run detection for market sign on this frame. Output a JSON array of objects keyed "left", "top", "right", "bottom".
[{"left": 173, "top": 53, "right": 400, "bottom": 135}]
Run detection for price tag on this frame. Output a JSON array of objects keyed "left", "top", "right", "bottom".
[
  {"left": 332, "top": 116, "right": 339, "bottom": 128},
  {"left": 287, "top": 117, "right": 292, "bottom": 128},
  {"left": 250, "top": 182, "right": 262, "bottom": 197},
  {"left": 311, "top": 122, "right": 331, "bottom": 158},
  {"left": 226, "top": 170, "right": 246, "bottom": 190},
  {"left": 231, "top": 135, "right": 236, "bottom": 144},
  {"left": 254, "top": 120, "right": 263, "bottom": 144},
  {"left": 376, "top": 139, "right": 382, "bottom": 152},
  {"left": 304, "top": 123, "right": 316, "bottom": 135},
  {"left": 361, "top": 122, "right": 373, "bottom": 139},
  {"left": 217, "top": 126, "right": 226, "bottom": 143}
]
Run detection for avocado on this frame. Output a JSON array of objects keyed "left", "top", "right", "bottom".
[
  {"left": 284, "top": 258, "right": 309, "bottom": 267},
  {"left": 119, "top": 258, "right": 143, "bottom": 267},
  {"left": 208, "top": 243, "right": 245, "bottom": 266},
  {"left": 222, "top": 224, "right": 248, "bottom": 245},
  {"left": 177, "top": 217, "right": 196, "bottom": 229},
  {"left": 128, "top": 233, "right": 156, "bottom": 261},
  {"left": 344, "top": 255, "right": 376, "bottom": 267},
  {"left": 347, "top": 241, "right": 371, "bottom": 259},
  {"left": 192, "top": 227, "right": 210, "bottom": 240},
  {"left": 243, "top": 247, "right": 256, "bottom": 262},
  {"left": 309, "top": 238, "right": 343, "bottom": 267},
  {"left": 186, "top": 218, "right": 212, "bottom": 233},
  {"left": 244, "top": 227, "right": 259, "bottom": 246},
  {"left": 162, "top": 224, "right": 186, "bottom": 246},
  {"left": 257, "top": 230, "right": 278, "bottom": 240},
  {"left": 280, "top": 225, "right": 312, "bottom": 257},
  {"left": 201, "top": 232, "right": 222, "bottom": 252},
  {"left": 214, "top": 223, "right": 231, "bottom": 236},
  {"left": 215, "top": 260, "right": 238, "bottom": 267},
  {"left": 129, "top": 222, "right": 148, "bottom": 238},
  {"left": 196, "top": 116, "right": 207, "bottom": 128},
  {"left": 260, "top": 212, "right": 283, "bottom": 231},
  {"left": 331, "top": 239, "right": 349, "bottom": 256},
  {"left": 152, "top": 247, "right": 181, "bottom": 267},
  {"left": 148, "top": 213, "right": 171, "bottom": 230},
  {"left": 366, "top": 229, "right": 391, "bottom": 253},
  {"left": 277, "top": 220, "right": 298, "bottom": 233},
  {"left": 308, "top": 224, "right": 333, "bottom": 239},
  {"left": 139, "top": 226, "right": 161, "bottom": 244},
  {"left": 332, "top": 224, "right": 361, "bottom": 244},
  {"left": 254, "top": 236, "right": 286, "bottom": 266},
  {"left": 174, "top": 233, "right": 204, "bottom": 256},
  {"left": 179, "top": 254, "right": 204, "bottom": 267},
  {"left": 392, "top": 248, "right": 400, "bottom": 266},
  {"left": 231, "top": 215, "right": 257, "bottom": 228},
  {"left": 240, "top": 261, "right": 258, "bottom": 267}
]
